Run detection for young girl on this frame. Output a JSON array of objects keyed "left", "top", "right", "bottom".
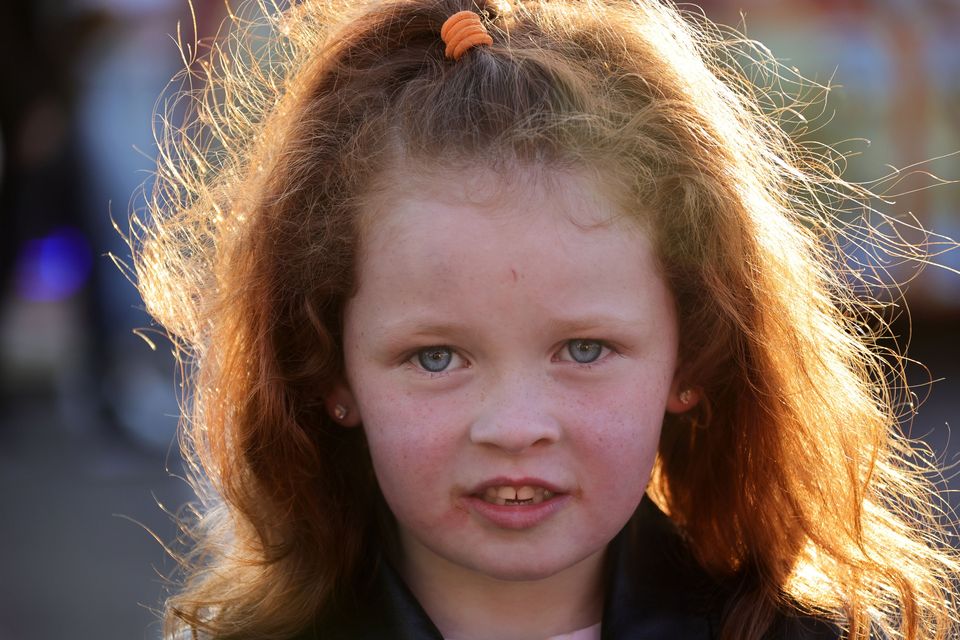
[{"left": 134, "top": 0, "right": 960, "bottom": 638}]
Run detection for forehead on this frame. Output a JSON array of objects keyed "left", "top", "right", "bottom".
[
  {"left": 358, "top": 162, "right": 644, "bottom": 252},
  {"left": 350, "top": 164, "right": 666, "bottom": 309}
]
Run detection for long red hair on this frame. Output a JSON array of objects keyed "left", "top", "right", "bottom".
[{"left": 134, "top": 0, "right": 960, "bottom": 638}]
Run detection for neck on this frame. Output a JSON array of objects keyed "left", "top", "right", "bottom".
[{"left": 400, "top": 540, "right": 606, "bottom": 640}]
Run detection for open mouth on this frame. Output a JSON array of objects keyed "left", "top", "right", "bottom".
[{"left": 479, "top": 485, "right": 556, "bottom": 506}]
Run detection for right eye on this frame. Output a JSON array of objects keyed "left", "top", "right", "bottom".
[
  {"left": 413, "top": 346, "right": 460, "bottom": 373},
  {"left": 565, "top": 339, "right": 605, "bottom": 364}
]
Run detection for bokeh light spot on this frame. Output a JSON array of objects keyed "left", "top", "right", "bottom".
[{"left": 15, "top": 227, "right": 94, "bottom": 302}]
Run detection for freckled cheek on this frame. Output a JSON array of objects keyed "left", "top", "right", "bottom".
[
  {"left": 562, "top": 386, "right": 667, "bottom": 493},
  {"left": 573, "top": 412, "right": 661, "bottom": 467},
  {"left": 359, "top": 389, "right": 468, "bottom": 510},
  {"left": 572, "top": 423, "right": 660, "bottom": 526},
  {"left": 363, "top": 389, "right": 461, "bottom": 447}
]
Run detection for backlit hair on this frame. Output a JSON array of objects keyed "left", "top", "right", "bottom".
[{"left": 134, "top": 0, "right": 960, "bottom": 638}]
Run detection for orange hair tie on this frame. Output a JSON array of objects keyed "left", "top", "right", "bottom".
[{"left": 440, "top": 10, "right": 493, "bottom": 60}]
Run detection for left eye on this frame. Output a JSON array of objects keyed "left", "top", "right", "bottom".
[{"left": 560, "top": 339, "right": 607, "bottom": 364}]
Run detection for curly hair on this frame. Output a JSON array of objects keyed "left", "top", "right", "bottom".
[{"left": 133, "top": 0, "right": 960, "bottom": 638}]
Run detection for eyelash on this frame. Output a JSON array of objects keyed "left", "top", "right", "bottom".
[{"left": 404, "top": 339, "right": 616, "bottom": 375}]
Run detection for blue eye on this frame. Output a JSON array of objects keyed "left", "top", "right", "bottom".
[
  {"left": 417, "top": 347, "right": 453, "bottom": 372},
  {"left": 567, "top": 339, "right": 604, "bottom": 364}
]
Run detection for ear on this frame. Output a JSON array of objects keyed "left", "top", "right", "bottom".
[
  {"left": 324, "top": 382, "right": 362, "bottom": 427},
  {"left": 665, "top": 376, "right": 700, "bottom": 414}
]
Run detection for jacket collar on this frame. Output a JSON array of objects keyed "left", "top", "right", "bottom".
[{"left": 599, "top": 496, "right": 719, "bottom": 639}]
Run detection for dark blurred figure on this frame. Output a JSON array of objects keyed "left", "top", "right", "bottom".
[
  {"left": 0, "top": 1, "right": 226, "bottom": 449},
  {"left": 0, "top": 2, "right": 139, "bottom": 440},
  {"left": 0, "top": 5, "right": 94, "bottom": 289}
]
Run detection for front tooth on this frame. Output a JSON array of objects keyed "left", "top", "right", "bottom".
[
  {"left": 497, "top": 486, "right": 517, "bottom": 500},
  {"left": 516, "top": 486, "right": 535, "bottom": 501}
]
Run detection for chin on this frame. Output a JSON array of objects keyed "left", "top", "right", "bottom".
[{"left": 461, "top": 547, "right": 600, "bottom": 583}]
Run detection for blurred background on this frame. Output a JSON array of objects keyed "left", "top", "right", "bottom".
[{"left": 0, "top": 1, "right": 957, "bottom": 638}]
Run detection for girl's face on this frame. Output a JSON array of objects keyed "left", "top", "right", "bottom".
[{"left": 341, "top": 166, "right": 680, "bottom": 584}]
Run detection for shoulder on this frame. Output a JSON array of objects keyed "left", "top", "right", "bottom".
[{"left": 612, "top": 499, "right": 853, "bottom": 640}]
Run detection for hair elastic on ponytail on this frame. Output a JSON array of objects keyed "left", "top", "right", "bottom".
[{"left": 440, "top": 10, "right": 493, "bottom": 60}]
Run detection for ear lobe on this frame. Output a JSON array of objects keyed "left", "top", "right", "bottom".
[
  {"left": 324, "top": 383, "right": 362, "bottom": 427},
  {"left": 665, "top": 382, "right": 700, "bottom": 414}
]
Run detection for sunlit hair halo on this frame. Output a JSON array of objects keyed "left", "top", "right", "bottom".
[
  {"left": 133, "top": 0, "right": 960, "bottom": 639},
  {"left": 440, "top": 10, "right": 493, "bottom": 60}
]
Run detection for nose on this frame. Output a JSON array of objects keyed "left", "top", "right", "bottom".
[{"left": 469, "top": 373, "right": 562, "bottom": 454}]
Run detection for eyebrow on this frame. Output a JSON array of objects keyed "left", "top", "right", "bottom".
[
  {"left": 375, "top": 314, "right": 641, "bottom": 339},
  {"left": 547, "top": 314, "right": 640, "bottom": 332},
  {"left": 375, "top": 319, "right": 473, "bottom": 341}
]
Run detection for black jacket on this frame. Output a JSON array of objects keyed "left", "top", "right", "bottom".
[{"left": 299, "top": 497, "right": 842, "bottom": 639}]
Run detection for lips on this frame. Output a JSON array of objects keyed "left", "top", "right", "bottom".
[{"left": 465, "top": 478, "right": 569, "bottom": 529}]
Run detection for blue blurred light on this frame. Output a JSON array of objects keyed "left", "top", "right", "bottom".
[{"left": 15, "top": 227, "right": 94, "bottom": 302}]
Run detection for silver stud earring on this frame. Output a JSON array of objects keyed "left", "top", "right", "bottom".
[
  {"left": 333, "top": 404, "right": 348, "bottom": 420},
  {"left": 679, "top": 389, "right": 693, "bottom": 405}
]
